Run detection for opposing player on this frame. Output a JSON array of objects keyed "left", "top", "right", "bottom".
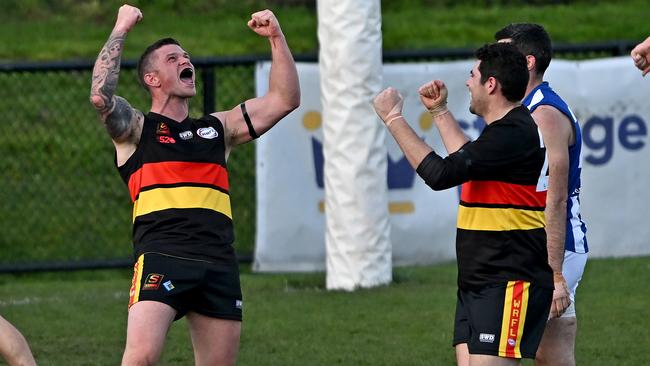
[
  {"left": 90, "top": 5, "right": 299, "bottom": 365},
  {"left": 495, "top": 23, "right": 588, "bottom": 366},
  {"left": 374, "top": 43, "right": 553, "bottom": 365}
]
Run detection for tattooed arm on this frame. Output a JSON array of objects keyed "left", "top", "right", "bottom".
[{"left": 90, "top": 5, "right": 143, "bottom": 161}]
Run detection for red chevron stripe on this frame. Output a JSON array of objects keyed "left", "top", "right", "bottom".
[
  {"left": 127, "top": 161, "right": 228, "bottom": 201},
  {"left": 460, "top": 181, "right": 545, "bottom": 208}
]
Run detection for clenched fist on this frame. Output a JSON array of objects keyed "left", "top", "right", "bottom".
[
  {"left": 373, "top": 87, "right": 404, "bottom": 127},
  {"left": 248, "top": 9, "right": 283, "bottom": 38},
  {"left": 114, "top": 4, "right": 143, "bottom": 34},
  {"left": 418, "top": 80, "right": 448, "bottom": 118},
  {"left": 631, "top": 36, "right": 650, "bottom": 77}
]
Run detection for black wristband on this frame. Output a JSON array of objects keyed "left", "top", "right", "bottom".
[{"left": 240, "top": 102, "right": 259, "bottom": 139}]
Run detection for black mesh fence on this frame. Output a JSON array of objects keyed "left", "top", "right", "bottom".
[
  {"left": 0, "top": 41, "right": 636, "bottom": 272},
  {"left": 0, "top": 60, "right": 258, "bottom": 271}
]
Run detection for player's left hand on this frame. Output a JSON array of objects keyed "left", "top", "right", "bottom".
[
  {"left": 248, "top": 9, "right": 283, "bottom": 38},
  {"left": 549, "top": 273, "right": 571, "bottom": 318}
]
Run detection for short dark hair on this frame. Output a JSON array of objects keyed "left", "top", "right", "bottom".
[
  {"left": 475, "top": 43, "right": 529, "bottom": 102},
  {"left": 136, "top": 38, "right": 181, "bottom": 92},
  {"left": 494, "top": 23, "right": 552, "bottom": 77}
]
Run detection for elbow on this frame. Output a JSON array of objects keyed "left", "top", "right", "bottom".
[
  {"left": 427, "top": 180, "right": 454, "bottom": 191},
  {"left": 279, "top": 93, "right": 301, "bottom": 116},
  {"left": 420, "top": 172, "right": 455, "bottom": 191},
  {"left": 89, "top": 94, "right": 105, "bottom": 111},
  {"left": 287, "top": 91, "right": 301, "bottom": 111},
  {"left": 292, "top": 94, "right": 301, "bottom": 110},
  {"left": 546, "top": 195, "right": 567, "bottom": 211}
]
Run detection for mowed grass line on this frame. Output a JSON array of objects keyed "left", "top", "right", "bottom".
[{"left": 0, "top": 257, "right": 647, "bottom": 365}]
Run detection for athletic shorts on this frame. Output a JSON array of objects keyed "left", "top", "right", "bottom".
[
  {"left": 128, "top": 252, "right": 243, "bottom": 321},
  {"left": 560, "top": 250, "right": 588, "bottom": 318},
  {"left": 453, "top": 280, "right": 552, "bottom": 359}
]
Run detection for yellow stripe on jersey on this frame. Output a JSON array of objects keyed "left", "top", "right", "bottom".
[
  {"left": 132, "top": 186, "right": 232, "bottom": 221},
  {"left": 457, "top": 206, "right": 545, "bottom": 231},
  {"left": 129, "top": 254, "right": 145, "bottom": 308}
]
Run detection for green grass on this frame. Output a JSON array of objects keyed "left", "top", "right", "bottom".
[
  {"left": 0, "top": 257, "right": 647, "bottom": 365},
  {"left": 1, "top": 1, "right": 648, "bottom": 61}
]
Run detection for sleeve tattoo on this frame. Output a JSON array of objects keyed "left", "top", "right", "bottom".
[{"left": 90, "top": 33, "right": 136, "bottom": 139}]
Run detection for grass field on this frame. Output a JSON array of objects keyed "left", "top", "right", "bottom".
[{"left": 0, "top": 256, "right": 648, "bottom": 365}]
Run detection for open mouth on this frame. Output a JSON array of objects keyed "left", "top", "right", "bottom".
[{"left": 180, "top": 67, "right": 194, "bottom": 84}]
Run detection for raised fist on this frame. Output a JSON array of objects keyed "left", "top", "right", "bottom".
[
  {"left": 247, "top": 9, "right": 283, "bottom": 38},
  {"left": 114, "top": 4, "right": 143, "bottom": 34},
  {"left": 631, "top": 36, "right": 650, "bottom": 77},
  {"left": 418, "top": 80, "right": 448, "bottom": 117},
  {"left": 373, "top": 87, "right": 404, "bottom": 125}
]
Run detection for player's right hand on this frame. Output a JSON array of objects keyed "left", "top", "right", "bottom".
[
  {"left": 549, "top": 273, "right": 571, "bottom": 318},
  {"left": 373, "top": 87, "right": 404, "bottom": 125},
  {"left": 114, "top": 4, "right": 143, "bottom": 34},
  {"left": 418, "top": 80, "right": 449, "bottom": 117}
]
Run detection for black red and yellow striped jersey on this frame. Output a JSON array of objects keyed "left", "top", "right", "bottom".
[
  {"left": 417, "top": 106, "right": 553, "bottom": 290},
  {"left": 117, "top": 112, "right": 235, "bottom": 264}
]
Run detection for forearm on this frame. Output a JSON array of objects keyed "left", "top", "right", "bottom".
[
  {"left": 432, "top": 111, "right": 469, "bottom": 154},
  {"left": 545, "top": 197, "right": 567, "bottom": 276},
  {"left": 387, "top": 117, "right": 433, "bottom": 169},
  {"left": 90, "top": 29, "right": 127, "bottom": 117},
  {"left": 267, "top": 34, "right": 300, "bottom": 111}
]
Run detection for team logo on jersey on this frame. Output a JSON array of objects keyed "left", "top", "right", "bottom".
[
  {"left": 163, "top": 280, "right": 175, "bottom": 291},
  {"left": 157, "top": 135, "right": 176, "bottom": 144},
  {"left": 179, "top": 130, "right": 193, "bottom": 140},
  {"left": 197, "top": 127, "right": 218, "bottom": 139},
  {"left": 143, "top": 273, "right": 164, "bottom": 290},
  {"left": 156, "top": 122, "right": 170, "bottom": 136}
]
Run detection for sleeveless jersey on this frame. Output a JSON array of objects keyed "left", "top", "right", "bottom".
[
  {"left": 117, "top": 112, "right": 235, "bottom": 264},
  {"left": 523, "top": 82, "right": 588, "bottom": 253}
]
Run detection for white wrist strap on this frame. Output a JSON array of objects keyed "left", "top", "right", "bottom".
[{"left": 385, "top": 113, "right": 403, "bottom": 127}]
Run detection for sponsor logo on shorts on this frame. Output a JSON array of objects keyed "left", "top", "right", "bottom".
[
  {"left": 179, "top": 130, "right": 193, "bottom": 140},
  {"left": 235, "top": 300, "right": 243, "bottom": 310},
  {"left": 197, "top": 127, "right": 218, "bottom": 139},
  {"left": 507, "top": 338, "right": 516, "bottom": 347},
  {"left": 479, "top": 333, "right": 495, "bottom": 343},
  {"left": 143, "top": 273, "right": 164, "bottom": 290},
  {"left": 163, "top": 280, "right": 175, "bottom": 291}
]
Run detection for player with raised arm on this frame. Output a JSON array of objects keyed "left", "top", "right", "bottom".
[
  {"left": 374, "top": 43, "right": 553, "bottom": 366},
  {"left": 90, "top": 5, "right": 299, "bottom": 365}
]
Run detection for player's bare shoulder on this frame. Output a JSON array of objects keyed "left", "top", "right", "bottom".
[{"left": 532, "top": 105, "right": 573, "bottom": 145}]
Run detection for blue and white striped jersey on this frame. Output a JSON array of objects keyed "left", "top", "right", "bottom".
[{"left": 524, "top": 82, "right": 589, "bottom": 253}]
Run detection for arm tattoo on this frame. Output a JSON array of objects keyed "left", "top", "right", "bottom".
[
  {"left": 90, "top": 33, "right": 126, "bottom": 116},
  {"left": 105, "top": 96, "right": 134, "bottom": 139}
]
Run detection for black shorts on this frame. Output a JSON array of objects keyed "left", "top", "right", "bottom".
[
  {"left": 452, "top": 280, "right": 552, "bottom": 359},
  {"left": 128, "top": 252, "right": 243, "bottom": 321}
]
